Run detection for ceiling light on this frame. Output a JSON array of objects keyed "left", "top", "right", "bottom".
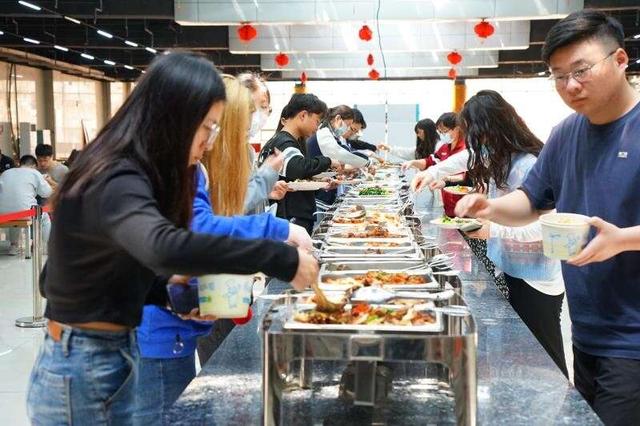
[
  {"left": 64, "top": 16, "right": 81, "bottom": 25},
  {"left": 80, "top": 53, "right": 94, "bottom": 60},
  {"left": 97, "top": 30, "right": 113, "bottom": 39},
  {"left": 18, "top": 1, "right": 41, "bottom": 11},
  {"left": 103, "top": 60, "right": 116, "bottom": 65},
  {"left": 124, "top": 40, "right": 138, "bottom": 47},
  {"left": 537, "top": 71, "right": 546, "bottom": 76},
  {"left": 634, "top": 34, "right": 640, "bottom": 39},
  {"left": 0, "top": 31, "right": 4, "bottom": 35},
  {"left": 23, "top": 37, "right": 40, "bottom": 44},
  {"left": 141, "top": 70, "right": 146, "bottom": 74},
  {"left": 54, "top": 44, "right": 68, "bottom": 52},
  {"left": 145, "top": 47, "right": 157, "bottom": 54},
  {"left": 124, "top": 65, "right": 134, "bottom": 70},
  {"left": 636, "top": 59, "right": 640, "bottom": 64},
  {"left": 163, "top": 51, "right": 170, "bottom": 55}
]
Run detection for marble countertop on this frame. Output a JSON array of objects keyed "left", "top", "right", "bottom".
[{"left": 167, "top": 195, "right": 601, "bottom": 425}]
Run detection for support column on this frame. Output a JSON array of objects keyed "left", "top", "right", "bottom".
[
  {"left": 36, "top": 70, "right": 56, "bottom": 154},
  {"left": 453, "top": 78, "right": 466, "bottom": 113}
]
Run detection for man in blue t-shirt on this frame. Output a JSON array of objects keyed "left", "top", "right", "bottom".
[{"left": 455, "top": 10, "right": 640, "bottom": 425}]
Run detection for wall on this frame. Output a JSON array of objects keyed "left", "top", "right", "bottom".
[{"left": 263, "top": 77, "right": 575, "bottom": 147}]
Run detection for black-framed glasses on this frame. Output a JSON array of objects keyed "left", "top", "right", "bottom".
[
  {"left": 549, "top": 50, "right": 616, "bottom": 87},
  {"left": 203, "top": 123, "right": 220, "bottom": 148}
]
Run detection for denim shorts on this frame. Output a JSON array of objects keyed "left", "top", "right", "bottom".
[{"left": 27, "top": 325, "right": 139, "bottom": 426}]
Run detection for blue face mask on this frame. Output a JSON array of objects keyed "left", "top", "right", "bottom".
[{"left": 335, "top": 123, "right": 348, "bottom": 137}]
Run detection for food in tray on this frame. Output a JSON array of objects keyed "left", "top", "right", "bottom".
[
  {"left": 442, "top": 185, "right": 473, "bottom": 195},
  {"left": 294, "top": 304, "right": 436, "bottom": 326},
  {"left": 331, "top": 226, "right": 403, "bottom": 239},
  {"left": 323, "top": 271, "right": 428, "bottom": 286},
  {"left": 358, "top": 186, "right": 393, "bottom": 196},
  {"left": 430, "top": 215, "right": 481, "bottom": 229},
  {"left": 287, "top": 180, "right": 330, "bottom": 191}
]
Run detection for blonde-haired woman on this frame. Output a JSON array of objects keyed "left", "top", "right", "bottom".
[{"left": 134, "top": 75, "right": 313, "bottom": 422}]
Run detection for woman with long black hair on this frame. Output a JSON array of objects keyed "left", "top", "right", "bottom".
[
  {"left": 378, "top": 118, "right": 439, "bottom": 161},
  {"left": 456, "top": 90, "right": 567, "bottom": 375},
  {"left": 26, "top": 52, "right": 318, "bottom": 425}
]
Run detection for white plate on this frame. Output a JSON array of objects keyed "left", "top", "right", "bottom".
[
  {"left": 312, "top": 172, "right": 336, "bottom": 180},
  {"left": 429, "top": 217, "right": 481, "bottom": 230},
  {"left": 287, "top": 181, "right": 330, "bottom": 191}
]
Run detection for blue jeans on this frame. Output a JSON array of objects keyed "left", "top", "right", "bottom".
[
  {"left": 27, "top": 326, "right": 139, "bottom": 425},
  {"left": 133, "top": 354, "right": 196, "bottom": 424}
]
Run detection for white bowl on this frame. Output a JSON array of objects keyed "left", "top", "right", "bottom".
[
  {"left": 539, "top": 213, "right": 591, "bottom": 260},
  {"left": 198, "top": 274, "right": 254, "bottom": 318}
]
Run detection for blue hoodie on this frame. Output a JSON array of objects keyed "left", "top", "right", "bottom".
[{"left": 136, "top": 167, "right": 290, "bottom": 358}]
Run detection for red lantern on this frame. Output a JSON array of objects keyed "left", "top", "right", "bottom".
[
  {"left": 446, "top": 51, "right": 462, "bottom": 66},
  {"left": 274, "top": 52, "right": 289, "bottom": 68},
  {"left": 448, "top": 67, "right": 457, "bottom": 80},
  {"left": 237, "top": 24, "right": 257, "bottom": 43},
  {"left": 368, "top": 69, "right": 380, "bottom": 80},
  {"left": 300, "top": 72, "right": 307, "bottom": 83},
  {"left": 359, "top": 25, "right": 373, "bottom": 42},
  {"left": 474, "top": 19, "right": 495, "bottom": 40},
  {"left": 366, "top": 53, "right": 374, "bottom": 66}
]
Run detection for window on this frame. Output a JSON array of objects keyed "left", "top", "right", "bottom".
[
  {"left": 110, "top": 82, "right": 127, "bottom": 117},
  {"left": 53, "top": 71, "right": 99, "bottom": 158}
]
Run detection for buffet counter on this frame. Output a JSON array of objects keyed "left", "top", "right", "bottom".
[{"left": 167, "top": 194, "right": 601, "bottom": 425}]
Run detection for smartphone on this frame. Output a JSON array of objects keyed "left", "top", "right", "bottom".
[{"left": 166, "top": 282, "right": 199, "bottom": 314}]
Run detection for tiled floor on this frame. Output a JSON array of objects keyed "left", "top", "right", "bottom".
[{"left": 0, "top": 246, "right": 574, "bottom": 424}]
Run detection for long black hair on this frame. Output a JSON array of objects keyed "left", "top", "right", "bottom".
[
  {"left": 414, "top": 118, "right": 439, "bottom": 159},
  {"left": 52, "top": 52, "right": 226, "bottom": 228},
  {"left": 460, "top": 90, "right": 543, "bottom": 191}
]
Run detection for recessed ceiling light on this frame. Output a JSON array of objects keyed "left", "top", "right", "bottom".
[
  {"left": 124, "top": 65, "right": 134, "bottom": 70},
  {"left": 145, "top": 47, "right": 157, "bottom": 54},
  {"left": 64, "top": 16, "right": 81, "bottom": 25},
  {"left": 124, "top": 40, "right": 138, "bottom": 47},
  {"left": 54, "top": 45, "right": 69, "bottom": 52},
  {"left": 23, "top": 37, "right": 40, "bottom": 44},
  {"left": 103, "top": 60, "right": 116, "bottom": 66},
  {"left": 80, "top": 53, "right": 95, "bottom": 60}
]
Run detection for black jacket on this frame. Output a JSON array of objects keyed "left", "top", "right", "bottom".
[{"left": 259, "top": 130, "right": 331, "bottom": 222}]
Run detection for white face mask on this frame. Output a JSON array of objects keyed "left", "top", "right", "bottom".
[
  {"left": 248, "top": 110, "right": 268, "bottom": 139},
  {"left": 438, "top": 131, "right": 452, "bottom": 145}
]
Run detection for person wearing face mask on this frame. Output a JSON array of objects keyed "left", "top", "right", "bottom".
[
  {"left": 307, "top": 105, "right": 371, "bottom": 169},
  {"left": 26, "top": 52, "right": 319, "bottom": 425},
  {"left": 133, "top": 75, "right": 314, "bottom": 423},
  {"left": 377, "top": 118, "right": 439, "bottom": 161},
  {"left": 400, "top": 113, "right": 465, "bottom": 172}
]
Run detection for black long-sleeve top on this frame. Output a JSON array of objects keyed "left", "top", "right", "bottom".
[
  {"left": 258, "top": 131, "right": 331, "bottom": 222},
  {"left": 41, "top": 159, "right": 299, "bottom": 327}
]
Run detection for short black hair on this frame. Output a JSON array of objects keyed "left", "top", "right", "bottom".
[
  {"left": 280, "top": 93, "right": 327, "bottom": 120},
  {"left": 352, "top": 108, "right": 367, "bottom": 129},
  {"left": 35, "top": 144, "right": 54, "bottom": 158},
  {"left": 436, "top": 112, "right": 458, "bottom": 130},
  {"left": 542, "top": 10, "right": 625, "bottom": 64},
  {"left": 20, "top": 155, "right": 37, "bottom": 166}
]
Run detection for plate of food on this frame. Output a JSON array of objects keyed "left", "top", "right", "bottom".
[
  {"left": 356, "top": 186, "right": 394, "bottom": 197},
  {"left": 312, "top": 172, "right": 336, "bottom": 180},
  {"left": 287, "top": 180, "right": 330, "bottom": 191},
  {"left": 442, "top": 185, "right": 474, "bottom": 195},
  {"left": 430, "top": 216, "right": 482, "bottom": 230}
]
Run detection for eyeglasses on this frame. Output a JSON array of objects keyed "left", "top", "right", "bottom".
[
  {"left": 549, "top": 51, "right": 616, "bottom": 88},
  {"left": 203, "top": 123, "right": 220, "bottom": 148}
]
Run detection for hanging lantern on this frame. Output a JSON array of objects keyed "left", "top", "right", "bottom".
[
  {"left": 300, "top": 72, "right": 308, "bottom": 83},
  {"left": 359, "top": 25, "right": 373, "bottom": 42},
  {"left": 446, "top": 51, "right": 462, "bottom": 66},
  {"left": 237, "top": 23, "right": 257, "bottom": 43},
  {"left": 474, "top": 19, "right": 495, "bottom": 40},
  {"left": 274, "top": 52, "right": 289, "bottom": 68},
  {"left": 366, "top": 53, "right": 374, "bottom": 66},
  {"left": 368, "top": 68, "right": 380, "bottom": 80},
  {"left": 448, "top": 67, "right": 457, "bottom": 80}
]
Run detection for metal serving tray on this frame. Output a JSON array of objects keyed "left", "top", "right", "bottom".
[{"left": 319, "top": 270, "right": 440, "bottom": 291}]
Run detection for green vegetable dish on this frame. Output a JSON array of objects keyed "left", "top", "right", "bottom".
[{"left": 358, "top": 186, "right": 392, "bottom": 196}]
